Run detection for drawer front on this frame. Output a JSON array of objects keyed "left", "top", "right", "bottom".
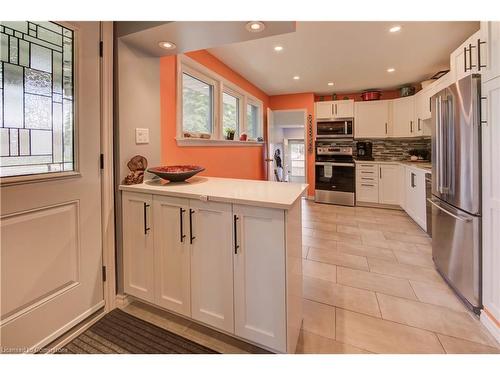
[{"left": 356, "top": 182, "right": 379, "bottom": 203}]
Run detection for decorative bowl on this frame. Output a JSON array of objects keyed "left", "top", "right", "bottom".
[{"left": 147, "top": 165, "right": 205, "bottom": 182}]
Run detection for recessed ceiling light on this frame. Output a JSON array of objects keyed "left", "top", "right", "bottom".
[
  {"left": 158, "top": 41, "right": 176, "bottom": 50},
  {"left": 274, "top": 45, "right": 283, "bottom": 52},
  {"left": 327, "top": 82, "right": 334, "bottom": 86},
  {"left": 389, "top": 25, "right": 401, "bottom": 33},
  {"left": 387, "top": 68, "right": 396, "bottom": 73},
  {"left": 246, "top": 21, "right": 265, "bottom": 33},
  {"left": 293, "top": 76, "right": 300, "bottom": 80}
]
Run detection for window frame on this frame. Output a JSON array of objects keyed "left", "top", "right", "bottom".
[
  {"left": 245, "top": 97, "right": 263, "bottom": 139},
  {"left": 176, "top": 55, "right": 263, "bottom": 146},
  {"left": 0, "top": 20, "right": 79, "bottom": 186}
]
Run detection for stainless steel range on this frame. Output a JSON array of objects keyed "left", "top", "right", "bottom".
[{"left": 314, "top": 142, "right": 355, "bottom": 206}]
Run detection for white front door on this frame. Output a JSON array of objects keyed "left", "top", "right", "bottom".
[{"left": 0, "top": 21, "right": 104, "bottom": 352}]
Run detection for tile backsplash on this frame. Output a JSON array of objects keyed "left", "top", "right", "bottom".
[
  {"left": 317, "top": 138, "right": 431, "bottom": 161},
  {"left": 358, "top": 138, "right": 431, "bottom": 161}
]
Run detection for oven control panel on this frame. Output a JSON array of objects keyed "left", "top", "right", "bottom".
[{"left": 316, "top": 146, "right": 353, "bottom": 156}]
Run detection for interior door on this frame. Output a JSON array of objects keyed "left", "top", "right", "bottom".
[
  {"left": 266, "top": 108, "right": 278, "bottom": 181},
  {"left": 0, "top": 21, "right": 103, "bottom": 351}
]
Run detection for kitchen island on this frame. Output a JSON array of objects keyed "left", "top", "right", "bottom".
[{"left": 119, "top": 176, "right": 308, "bottom": 353}]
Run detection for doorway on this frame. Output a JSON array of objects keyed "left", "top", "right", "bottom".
[{"left": 266, "top": 109, "right": 307, "bottom": 183}]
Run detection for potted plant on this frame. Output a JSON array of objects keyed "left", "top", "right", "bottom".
[{"left": 225, "top": 128, "right": 235, "bottom": 140}]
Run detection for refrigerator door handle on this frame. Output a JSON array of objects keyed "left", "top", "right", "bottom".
[
  {"left": 437, "top": 96, "right": 445, "bottom": 194},
  {"left": 428, "top": 199, "right": 472, "bottom": 222}
]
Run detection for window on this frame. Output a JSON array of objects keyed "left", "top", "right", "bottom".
[
  {"left": 182, "top": 72, "right": 213, "bottom": 135},
  {"left": 246, "top": 102, "right": 261, "bottom": 139},
  {"left": 0, "top": 21, "right": 74, "bottom": 178},
  {"left": 177, "top": 56, "right": 263, "bottom": 145},
  {"left": 222, "top": 92, "right": 239, "bottom": 138}
]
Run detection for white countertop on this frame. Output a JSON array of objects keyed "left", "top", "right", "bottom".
[
  {"left": 119, "top": 176, "right": 309, "bottom": 210},
  {"left": 354, "top": 159, "right": 432, "bottom": 173}
]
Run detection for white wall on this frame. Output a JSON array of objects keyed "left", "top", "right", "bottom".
[
  {"left": 115, "top": 39, "right": 161, "bottom": 292},
  {"left": 282, "top": 127, "right": 304, "bottom": 140}
]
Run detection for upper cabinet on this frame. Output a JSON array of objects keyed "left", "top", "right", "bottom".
[
  {"left": 315, "top": 100, "right": 354, "bottom": 120},
  {"left": 391, "top": 96, "right": 415, "bottom": 138},
  {"left": 354, "top": 100, "right": 390, "bottom": 138},
  {"left": 450, "top": 30, "right": 481, "bottom": 82},
  {"left": 481, "top": 21, "right": 500, "bottom": 83}
]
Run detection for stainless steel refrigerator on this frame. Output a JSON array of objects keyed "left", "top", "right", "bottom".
[{"left": 430, "top": 74, "right": 482, "bottom": 314}]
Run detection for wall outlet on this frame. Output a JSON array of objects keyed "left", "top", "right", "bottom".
[{"left": 135, "top": 128, "right": 149, "bottom": 144}]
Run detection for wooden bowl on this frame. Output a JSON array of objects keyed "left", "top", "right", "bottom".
[{"left": 147, "top": 165, "right": 205, "bottom": 182}]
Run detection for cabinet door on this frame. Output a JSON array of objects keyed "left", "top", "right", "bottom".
[
  {"left": 190, "top": 200, "right": 234, "bottom": 333},
  {"left": 334, "top": 99, "right": 354, "bottom": 118},
  {"left": 153, "top": 195, "right": 190, "bottom": 316},
  {"left": 378, "top": 164, "right": 402, "bottom": 205},
  {"left": 392, "top": 96, "right": 415, "bottom": 138},
  {"left": 315, "top": 102, "right": 333, "bottom": 119},
  {"left": 354, "top": 100, "right": 390, "bottom": 138},
  {"left": 122, "top": 192, "right": 154, "bottom": 302},
  {"left": 450, "top": 38, "right": 469, "bottom": 82},
  {"left": 415, "top": 88, "right": 431, "bottom": 121},
  {"left": 233, "top": 204, "right": 286, "bottom": 352},
  {"left": 404, "top": 168, "right": 426, "bottom": 230},
  {"left": 481, "top": 76, "right": 500, "bottom": 328},
  {"left": 481, "top": 21, "right": 500, "bottom": 82}
]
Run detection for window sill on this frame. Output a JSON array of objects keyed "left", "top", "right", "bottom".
[{"left": 176, "top": 138, "right": 265, "bottom": 147}]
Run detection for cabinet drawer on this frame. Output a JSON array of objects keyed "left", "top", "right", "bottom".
[
  {"left": 357, "top": 163, "right": 377, "bottom": 169},
  {"left": 358, "top": 176, "right": 378, "bottom": 184},
  {"left": 356, "top": 182, "right": 379, "bottom": 203}
]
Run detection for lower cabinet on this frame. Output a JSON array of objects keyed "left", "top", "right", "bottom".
[
  {"left": 122, "top": 191, "right": 291, "bottom": 352},
  {"left": 233, "top": 204, "right": 286, "bottom": 353},
  {"left": 378, "top": 164, "right": 402, "bottom": 205},
  {"left": 356, "top": 163, "right": 401, "bottom": 206},
  {"left": 152, "top": 195, "right": 191, "bottom": 316},
  {"left": 404, "top": 166, "right": 427, "bottom": 230},
  {"left": 122, "top": 192, "right": 155, "bottom": 303},
  {"left": 189, "top": 200, "right": 234, "bottom": 332}
]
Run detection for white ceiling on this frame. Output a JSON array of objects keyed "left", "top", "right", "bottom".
[{"left": 208, "top": 21, "right": 479, "bottom": 95}]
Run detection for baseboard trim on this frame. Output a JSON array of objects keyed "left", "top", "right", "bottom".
[
  {"left": 481, "top": 308, "right": 500, "bottom": 344},
  {"left": 115, "top": 294, "right": 132, "bottom": 308},
  {"left": 355, "top": 201, "right": 403, "bottom": 210}
]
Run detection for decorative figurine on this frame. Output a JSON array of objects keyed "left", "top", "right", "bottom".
[{"left": 124, "top": 155, "right": 148, "bottom": 185}]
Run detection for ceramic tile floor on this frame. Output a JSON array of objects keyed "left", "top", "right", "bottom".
[
  {"left": 297, "top": 199, "right": 499, "bottom": 354},
  {"left": 123, "top": 199, "right": 500, "bottom": 354}
]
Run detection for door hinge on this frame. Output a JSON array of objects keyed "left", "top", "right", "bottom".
[
  {"left": 99, "top": 41, "right": 103, "bottom": 57},
  {"left": 102, "top": 266, "right": 107, "bottom": 282},
  {"left": 100, "top": 153, "right": 104, "bottom": 169}
]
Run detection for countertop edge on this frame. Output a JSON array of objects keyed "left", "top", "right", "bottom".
[
  {"left": 118, "top": 181, "right": 309, "bottom": 210},
  {"left": 354, "top": 159, "right": 432, "bottom": 173}
]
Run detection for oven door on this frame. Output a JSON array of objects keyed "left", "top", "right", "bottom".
[
  {"left": 316, "top": 120, "right": 353, "bottom": 138},
  {"left": 315, "top": 162, "right": 355, "bottom": 192}
]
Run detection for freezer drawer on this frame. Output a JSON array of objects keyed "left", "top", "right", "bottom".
[{"left": 429, "top": 197, "right": 481, "bottom": 313}]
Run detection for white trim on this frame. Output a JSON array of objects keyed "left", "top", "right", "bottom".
[
  {"left": 176, "top": 138, "right": 264, "bottom": 147},
  {"left": 115, "top": 294, "right": 132, "bottom": 309},
  {"left": 480, "top": 310, "right": 500, "bottom": 344},
  {"left": 29, "top": 301, "right": 105, "bottom": 353},
  {"left": 177, "top": 54, "right": 264, "bottom": 144},
  {"left": 100, "top": 21, "right": 116, "bottom": 313}
]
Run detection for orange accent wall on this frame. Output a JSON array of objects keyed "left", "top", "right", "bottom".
[
  {"left": 269, "top": 93, "right": 316, "bottom": 196},
  {"left": 160, "top": 51, "right": 269, "bottom": 180}
]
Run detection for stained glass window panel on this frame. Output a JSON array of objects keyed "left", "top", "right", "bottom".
[{"left": 0, "top": 21, "right": 74, "bottom": 178}]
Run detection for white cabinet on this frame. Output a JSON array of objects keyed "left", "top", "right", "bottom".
[
  {"left": 315, "top": 100, "right": 354, "bottom": 119},
  {"left": 354, "top": 100, "right": 390, "bottom": 138},
  {"left": 356, "top": 163, "right": 379, "bottom": 203},
  {"left": 233, "top": 204, "right": 286, "bottom": 353},
  {"left": 356, "top": 163, "right": 401, "bottom": 206},
  {"left": 392, "top": 96, "right": 415, "bottom": 138},
  {"left": 481, "top": 21, "right": 500, "bottom": 82},
  {"left": 481, "top": 75, "right": 500, "bottom": 341},
  {"left": 378, "top": 164, "right": 402, "bottom": 205},
  {"left": 415, "top": 87, "right": 432, "bottom": 121},
  {"left": 450, "top": 30, "right": 481, "bottom": 82},
  {"left": 153, "top": 195, "right": 190, "bottom": 316},
  {"left": 122, "top": 192, "right": 155, "bottom": 303},
  {"left": 404, "top": 167, "right": 427, "bottom": 230},
  {"left": 190, "top": 200, "right": 234, "bottom": 333}
]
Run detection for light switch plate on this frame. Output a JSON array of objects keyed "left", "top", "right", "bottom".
[{"left": 135, "top": 128, "right": 149, "bottom": 144}]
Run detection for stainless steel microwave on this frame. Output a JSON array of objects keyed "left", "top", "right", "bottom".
[{"left": 316, "top": 119, "right": 354, "bottom": 138}]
